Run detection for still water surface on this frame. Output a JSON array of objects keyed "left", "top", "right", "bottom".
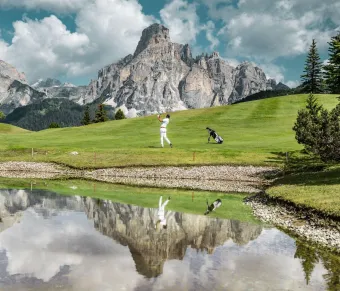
[{"left": 0, "top": 189, "right": 338, "bottom": 291}]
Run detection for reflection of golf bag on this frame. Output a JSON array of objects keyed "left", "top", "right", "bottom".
[{"left": 206, "top": 127, "right": 223, "bottom": 144}]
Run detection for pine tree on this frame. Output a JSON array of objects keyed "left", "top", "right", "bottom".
[
  {"left": 318, "top": 249, "right": 340, "bottom": 291},
  {"left": 81, "top": 105, "right": 91, "bottom": 125},
  {"left": 115, "top": 109, "right": 126, "bottom": 120},
  {"left": 0, "top": 111, "right": 5, "bottom": 120},
  {"left": 293, "top": 93, "right": 340, "bottom": 162},
  {"left": 324, "top": 32, "right": 340, "bottom": 93},
  {"left": 293, "top": 93, "right": 322, "bottom": 154},
  {"left": 93, "top": 104, "right": 108, "bottom": 123},
  {"left": 301, "top": 39, "right": 323, "bottom": 93}
]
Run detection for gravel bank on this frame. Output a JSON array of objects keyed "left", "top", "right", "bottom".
[
  {"left": 0, "top": 162, "right": 276, "bottom": 193},
  {"left": 0, "top": 162, "right": 77, "bottom": 179},
  {"left": 88, "top": 176, "right": 261, "bottom": 193},
  {"left": 87, "top": 165, "right": 277, "bottom": 193},
  {"left": 90, "top": 165, "right": 277, "bottom": 182},
  {"left": 246, "top": 194, "right": 340, "bottom": 251}
]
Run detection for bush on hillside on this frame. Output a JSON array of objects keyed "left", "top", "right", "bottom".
[
  {"left": 49, "top": 122, "right": 60, "bottom": 128},
  {"left": 293, "top": 93, "right": 340, "bottom": 162},
  {"left": 115, "top": 109, "right": 126, "bottom": 120}
]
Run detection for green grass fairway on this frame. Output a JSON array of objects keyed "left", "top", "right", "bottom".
[
  {"left": 267, "top": 166, "right": 340, "bottom": 217},
  {"left": 0, "top": 178, "right": 258, "bottom": 223},
  {"left": 0, "top": 94, "right": 338, "bottom": 168}
]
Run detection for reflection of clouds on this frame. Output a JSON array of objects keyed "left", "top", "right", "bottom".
[
  {"left": 149, "top": 229, "right": 327, "bottom": 291},
  {"left": 0, "top": 208, "right": 143, "bottom": 289},
  {"left": 0, "top": 204, "right": 329, "bottom": 291}
]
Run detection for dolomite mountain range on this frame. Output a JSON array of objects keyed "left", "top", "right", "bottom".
[{"left": 0, "top": 23, "right": 289, "bottom": 117}]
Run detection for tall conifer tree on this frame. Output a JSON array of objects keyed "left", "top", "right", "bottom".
[
  {"left": 93, "top": 104, "right": 108, "bottom": 123},
  {"left": 301, "top": 39, "right": 323, "bottom": 93},
  {"left": 324, "top": 32, "right": 340, "bottom": 93},
  {"left": 81, "top": 105, "right": 91, "bottom": 125}
]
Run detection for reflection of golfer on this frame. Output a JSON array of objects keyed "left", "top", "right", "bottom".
[
  {"left": 157, "top": 114, "right": 173, "bottom": 148},
  {"left": 157, "top": 196, "right": 171, "bottom": 229}
]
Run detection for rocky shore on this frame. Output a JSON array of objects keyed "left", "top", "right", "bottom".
[
  {"left": 0, "top": 162, "right": 277, "bottom": 193},
  {"left": 0, "top": 161, "right": 339, "bottom": 251},
  {"left": 245, "top": 194, "right": 340, "bottom": 251}
]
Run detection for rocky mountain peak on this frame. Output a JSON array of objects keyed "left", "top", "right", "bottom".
[
  {"left": 211, "top": 51, "right": 220, "bottom": 58},
  {"left": 0, "top": 60, "right": 46, "bottom": 114},
  {"left": 134, "top": 23, "right": 170, "bottom": 57},
  {"left": 0, "top": 60, "right": 27, "bottom": 83}
]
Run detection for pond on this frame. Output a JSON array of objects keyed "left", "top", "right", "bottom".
[{"left": 0, "top": 185, "right": 339, "bottom": 291}]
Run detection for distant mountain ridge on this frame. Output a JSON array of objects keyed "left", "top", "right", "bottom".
[{"left": 1, "top": 23, "right": 291, "bottom": 129}]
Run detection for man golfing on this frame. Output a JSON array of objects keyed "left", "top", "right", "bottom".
[{"left": 157, "top": 113, "right": 173, "bottom": 148}]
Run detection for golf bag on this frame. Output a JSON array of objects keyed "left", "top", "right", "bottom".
[{"left": 206, "top": 127, "right": 223, "bottom": 144}]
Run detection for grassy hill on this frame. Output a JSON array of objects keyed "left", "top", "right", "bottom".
[
  {"left": 0, "top": 123, "right": 28, "bottom": 134},
  {"left": 0, "top": 94, "right": 339, "bottom": 168}
]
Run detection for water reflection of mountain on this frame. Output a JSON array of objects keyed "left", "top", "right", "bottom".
[
  {"left": 0, "top": 189, "right": 83, "bottom": 232},
  {"left": 83, "top": 197, "right": 263, "bottom": 278}
]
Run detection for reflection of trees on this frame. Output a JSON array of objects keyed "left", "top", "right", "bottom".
[
  {"left": 319, "top": 250, "right": 340, "bottom": 291},
  {"left": 83, "top": 197, "right": 263, "bottom": 278},
  {"left": 294, "top": 240, "right": 340, "bottom": 290},
  {"left": 294, "top": 241, "right": 319, "bottom": 285}
]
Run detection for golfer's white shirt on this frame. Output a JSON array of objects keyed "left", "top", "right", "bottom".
[{"left": 161, "top": 118, "right": 169, "bottom": 128}]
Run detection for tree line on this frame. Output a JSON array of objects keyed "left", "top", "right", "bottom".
[{"left": 80, "top": 104, "right": 126, "bottom": 126}]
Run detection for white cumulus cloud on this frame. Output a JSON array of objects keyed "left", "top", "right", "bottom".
[
  {"left": 201, "top": 0, "right": 340, "bottom": 60},
  {"left": 202, "top": 20, "right": 220, "bottom": 50},
  {"left": 160, "top": 0, "right": 201, "bottom": 45},
  {"left": 0, "top": 0, "right": 93, "bottom": 13},
  {"left": 0, "top": 0, "right": 155, "bottom": 83}
]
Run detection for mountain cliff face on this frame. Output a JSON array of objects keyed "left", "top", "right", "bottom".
[
  {"left": 87, "top": 23, "right": 283, "bottom": 117},
  {"left": 83, "top": 197, "right": 263, "bottom": 278},
  {"left": 0, "top": 60, "right": 46, "bottom": 115}
]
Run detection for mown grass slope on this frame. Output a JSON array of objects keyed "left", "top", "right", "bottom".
[
  {"left": 0, "top": 94, "right": 338, "bottom": 167},
  {"left": 0, "top": 123, "right": 28, "bottom": 134},
  {"left": 267, "top": 165, "right": 340, "bottom": 217}
]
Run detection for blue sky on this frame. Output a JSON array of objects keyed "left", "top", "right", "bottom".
[{"left": 0, "top": 0, "right": 339, "bottom": 87}]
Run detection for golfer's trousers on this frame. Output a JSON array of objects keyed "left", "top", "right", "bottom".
[{"left": 160, "top": 128, "right": 171, "bottom": 147}]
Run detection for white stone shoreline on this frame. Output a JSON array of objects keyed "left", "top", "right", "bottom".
[{"left": 245, "top": 194, "right": 340, "bottom": 252}]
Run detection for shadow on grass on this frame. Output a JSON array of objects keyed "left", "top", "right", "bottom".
[
  {"left": 266, "top": 151, "right": 323, "bottom": 169},
  {"left": 268, "top": 151, "right": 340, "bottom": 186}
]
